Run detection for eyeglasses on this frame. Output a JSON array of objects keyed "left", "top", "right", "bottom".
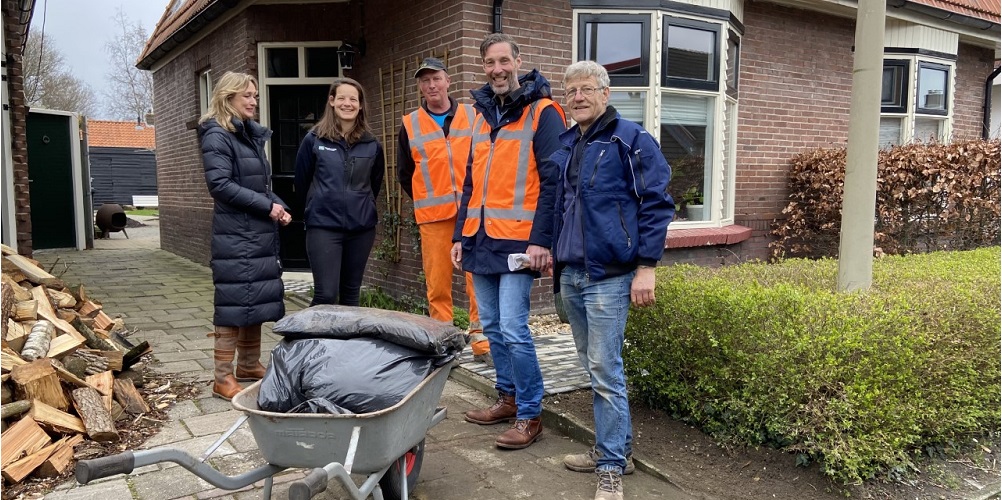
[{"left": 564, "top": 86, "right": 603, "bottom": 99}]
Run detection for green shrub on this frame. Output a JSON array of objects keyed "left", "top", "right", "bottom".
[{"left": 625, "top": 248, "right": 1001, "bottom": 484}]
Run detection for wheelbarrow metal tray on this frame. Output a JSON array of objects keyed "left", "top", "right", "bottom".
[{"left": 231, "top": 365, "right": 451, "bottom": 472}]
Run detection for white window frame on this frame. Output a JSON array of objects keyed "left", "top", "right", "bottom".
[
  {"left": 256, "top": 41, "right": 345, "bottom": 141},
  {"left": 198, "top": 69, "right": 213, "bottom": 118},
  {"left": 879, "top": 55, "right": 955, "bottom": 146},
  {"left": 572, "top": 9, "right": 739, "bottom": 228}
]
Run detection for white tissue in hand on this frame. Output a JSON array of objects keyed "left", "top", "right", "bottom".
[{"left": 508, "top": 253, "right": 531, "bottom": 271}]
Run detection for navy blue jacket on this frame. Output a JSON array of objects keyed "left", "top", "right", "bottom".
[
  {"left": 199, "top": 118, "right": 287, "bottom": 327},
  {"left": 453, "top": 69, "right": 566, "bottom": 275},
  {"left": 294, "top": 131, "right": 385, "bottom": 232},
  {"left": 550, "top": 106, "right": 675, "bottom": 290}
]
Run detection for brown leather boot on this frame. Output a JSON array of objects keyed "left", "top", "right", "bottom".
[
  {"left": 495, "top": 417, "right": 542, "bottom": 449},
  {"left": 235, "top": 324, "right": 267, "bottom": 381},
  {"left": 210, "top": 326, "right": 242, "bottom": 400},
  {"left": 464, "top": 393, "right": 517, "bottom": 425}
]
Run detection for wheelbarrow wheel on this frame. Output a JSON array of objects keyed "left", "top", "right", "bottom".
[{"left": 379, "top": 439, "right": 425, "bottom": 500}]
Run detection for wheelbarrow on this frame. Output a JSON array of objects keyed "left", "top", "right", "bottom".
[{"left": 75, "top": 364, "right": 452, "bottom": 500}]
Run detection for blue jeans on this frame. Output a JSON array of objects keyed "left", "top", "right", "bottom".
[
  {"left": 560, "top": 266, "right": 634, "bottom": 474},
  {"left": 472, "top": 272, "right": 543, "bottom": 419}
]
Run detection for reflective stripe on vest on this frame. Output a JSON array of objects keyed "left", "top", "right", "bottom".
[
  {"left": 463, "top": 99, "right": 562, "bottom": 241},
  {"left": 404, "top": 103, "right": 475, "bottom": 224}
]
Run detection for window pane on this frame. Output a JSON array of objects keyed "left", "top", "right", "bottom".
[
  {"left": 609, "top": 91, "right": 645, "bottom": 125},
  {"left": 267, "top": 47, "right": 298, "bottom": 78},
  {"left": 584, "top": 22, "right": 643, "bottom": 77},
  {"left": 661, "top": 94, "right": 713, "bottom": 221},
  {"left": 725, "top": 34, "right": 739, "bottom": 93},
  {"left": 305, "top": 47, "right": 338, "bottom": 78},
  {"left": 913, "top": 117, "right": 944, "bottom": 143},
  {"left": 666, "top": 25, "right": 715, "bottom": 81},
  {"left": 879, "top": 117, "right": 903, "bottom": 147},
  {"left": 881, "top": 65, "right": 905, "bottom": 108},
  {"left": 917, "top": 64, "right": 948, "bottom": 112}
]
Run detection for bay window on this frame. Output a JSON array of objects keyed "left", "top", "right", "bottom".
[{"left": 879, "top": 55, "right": 954, "bottom": 147}]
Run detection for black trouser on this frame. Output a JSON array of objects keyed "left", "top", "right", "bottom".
[{"left": 305, "top": 227, "right": 376, "bottom": 306}]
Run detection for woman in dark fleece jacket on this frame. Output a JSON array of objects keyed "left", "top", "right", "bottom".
[
  {"left": 198, "top": 71, "right": 291, "bottom": 400},
  {"left": 294, "top": 78, "right": 385, "bottom": 306}
]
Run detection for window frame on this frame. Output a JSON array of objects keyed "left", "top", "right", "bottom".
[
  {"left": 662, "top": 17, "right": 721, "bottom": 91},
  {"left": 915, "top": 61, "right": 950, "bottom": 116},
  {"left": 881, "top": 59, "right": 909, "bottom": 114},
  {"left": 198, "top": 69, "right": 213, "bottom": 118},
  {"left": 577, "top": 13, "right": 651, "bottom": 87},
  {"left": 878, "top": 54, "right": 955, "bottom": 146}
]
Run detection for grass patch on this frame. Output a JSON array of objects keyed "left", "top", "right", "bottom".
[{"left": 125, "top": 209, "right": 159, "bottom": 217}]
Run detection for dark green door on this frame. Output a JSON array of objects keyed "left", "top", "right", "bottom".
[
  {"left": 27, "top": 113, "right": 76, "bottom": 249},
  {"left": 269, "top": 84, "right": 330, "bottom": 270}
]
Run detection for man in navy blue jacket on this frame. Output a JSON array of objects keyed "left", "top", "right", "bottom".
[{"left": 551, "top": 61, "right": 674, "bottom": 500}]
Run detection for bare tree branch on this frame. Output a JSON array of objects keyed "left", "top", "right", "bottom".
[
  {"left": 22, "top": 31, "right": 98, "bottom": 117},
  {"left": 103, "top": 8, "right": 154, "bottom": 121}
]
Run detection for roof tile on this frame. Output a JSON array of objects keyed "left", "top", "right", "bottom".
[{"left": 87, "top": 120, "right": 156, "bottom": 149}]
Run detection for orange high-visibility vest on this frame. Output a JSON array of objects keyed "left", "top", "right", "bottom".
[
  {"left": 403, "top": 104, "right": 475, "bottom": 224},
  {"left": 462, "top": 99, "right": 564, "bottom": 241}
]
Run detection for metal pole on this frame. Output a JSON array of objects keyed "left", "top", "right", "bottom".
[{"left": 837, "top": 0, "right": 886, "bottom": 292}]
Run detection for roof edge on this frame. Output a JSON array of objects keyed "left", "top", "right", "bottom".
[{"left": 136, "top": 0, "right": 242, "bottom": 70}]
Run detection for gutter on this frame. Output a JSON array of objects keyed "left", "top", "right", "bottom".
[
  {"left": 136, "top": 0, "right": 241, "bottom": 70},
  {"left": 983, "top": 66, "right": 1001, "bottom": 139},
  {"left": 886, "top": 0, "right": 999, "bottom": 32}
]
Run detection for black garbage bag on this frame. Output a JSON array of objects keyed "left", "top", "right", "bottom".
[
  {"left": 258, "top": 337, "right": 438, "bottom": 414},
  {"left": 272, "top": 305, "right": 466, "bottom": 356}
]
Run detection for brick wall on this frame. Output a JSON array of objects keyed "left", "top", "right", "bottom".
[
  {"left": 953, "top": 42, "right": 995, "bottom": 140},
  {"left": 3, "top": 0, "right": 33, "bottom": 256}
]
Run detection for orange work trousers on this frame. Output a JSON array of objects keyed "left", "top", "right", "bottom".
[{"left": 419, "top": 218, "right": 486, "bottom": 353}]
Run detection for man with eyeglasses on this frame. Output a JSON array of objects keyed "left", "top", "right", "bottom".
[
  {"left": 451, "top": 33, "right": 566, "bottom": 450},
  {"left": 551, "top": 60, "right": 674, "bottom": 500},
  {"left": 398, "top": 57, "right": 492, "bottom": 367}
]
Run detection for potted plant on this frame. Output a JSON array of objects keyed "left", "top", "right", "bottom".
[{"left": 681, "top": 186, "right": 704, "bottom": 221}]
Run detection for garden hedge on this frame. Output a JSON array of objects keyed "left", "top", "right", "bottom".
[{"left": 625, "top": 248, "right": 1000, "bottom": 483}]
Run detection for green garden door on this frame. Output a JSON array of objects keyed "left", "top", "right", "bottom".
[{"left": 27, "top": 112, "right": 76, "bottom": 249}]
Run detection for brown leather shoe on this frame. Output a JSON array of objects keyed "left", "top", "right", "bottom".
[
  {"left": 235, "top": 363, "right": 266, "bottom": 381},
  {"left": 212, "top": 374, "right": 242, "bottom": 401},
  {"left": 496, "top": 417, "right": 542, "bottom": 449},
  {"left": 464, "top": 393, "right": 516, "bottom": 425}
]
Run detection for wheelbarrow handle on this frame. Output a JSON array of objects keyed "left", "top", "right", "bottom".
[
  {"left": 76, "top": 451, "right": 135, "bottom": 484},
  {"left": 289, "top": 467, "right": 329, "bottom": 500}
]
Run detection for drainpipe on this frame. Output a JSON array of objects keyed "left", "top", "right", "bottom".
[
  {"left": 983, "top": 66, "right": 1000, "bottom": 139},
  {"left": 492, "top": 0, "right": 504, "bottom": 33}
]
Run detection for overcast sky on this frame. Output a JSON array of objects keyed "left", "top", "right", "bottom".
[{"left": 34, "top": 0, "right": 169, "bottom": 118}]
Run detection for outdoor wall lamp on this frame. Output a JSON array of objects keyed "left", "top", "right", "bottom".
[{"left": 337, "top": 39, "right": 366, "bottom": 70}]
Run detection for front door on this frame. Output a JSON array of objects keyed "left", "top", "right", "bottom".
[
  {"left": 27, "top": 113, "right": 76, "bottom": 249},
  {"left": 269, "top": 84, "right": 330, "bottom": 270}
]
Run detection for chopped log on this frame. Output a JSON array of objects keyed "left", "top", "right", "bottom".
[
  {"left": 49, "top": 360, "right": 109, "bottom": 397},
  {"left": 30, "top": 286, "right": 85, "bottom": 343},
  {"left": 0, "top": 416, "right": 51, "bottom": 468},
  {"left": 10, "top": 359, "right": 70, "bottom": 411},
  {"left": 75, "top": 285, "right": 90, "bottom": 306},
  {"left": 79, "top": 349, "right": 123, "bottom": 372},
  {"left": 112, "top": 378, "right": 149, "bottom": 414},
  {"left": 37, "top": 434, "right": 84, "bottom": 477},
  {"left": 2, "top": 437, "right": 61, "bottom": 482},
  {"left": 70, "top": 387, "right": 119, "bottom": 442},
  {"left": 77, "top": 300, "right": 102, "bottom": 318},
  {"left": 1, "top": 345, "right": 27, "bottom": 372},
  {"left": 1, "top": 282, "right": 12, "bottom": 333},
  {"left": 6, "top": 319, "right": 28, "bottom": 352},
  {"left": 56, "top": 309, "right": 77, "bottom": 323},
  {"left": 29, "top": 399, "right": 86, "bottom": 434},
  {"left": 2, "top": 274, "right": 32, "bottom": 302},
  {"left": 67, "top": 350, "right": 108, "bottom": 375},
  {"left": 85, "top": 371, "right": 114, "bottom": 411},
  {"left": 0, "top": 243, "right": 16, "bottom": 255},
  {"left": 121, "top": 341, "right": 151, "bottom": 370},
  {"left": 1, "top": 382, "right": 11, "bottom": 404},
  {"left": 13, "top": 300, "right": 37, "bottom": 322},
  {"left": 45, "top": 334, "right": 83, "bottom": 359},
  {"left": 93, "top": 311, "right": 115, "bottom": 331},
  {"left": 20, "top": 320, "right": 53, "bottom": 361},
  {"left": 46, "top": 288, "right": 76, "bottom": 309},
  {"left": 1, "top": 399, "right": 31, "bottom": 419},
  {"left": 3, "top": 254, "right": 58, "bottom": 286},
  {"left": 71, "top": 317, "right": 120, "bottom": 352}
]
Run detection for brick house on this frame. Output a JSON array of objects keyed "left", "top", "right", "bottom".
[
  {"left": 137, "top": 0, "right": 999, "bottom": 311},
  {"left": 1, "top": 0, "right": 35, "bottom": 256}
]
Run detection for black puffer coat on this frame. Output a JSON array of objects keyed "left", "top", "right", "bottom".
[{"left": 199, "top": 118, "right": 287, "bottom": 327}]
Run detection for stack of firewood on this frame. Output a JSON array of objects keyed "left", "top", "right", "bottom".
[{"left": 0, "top": 244, "right": 151, "bottom": 485}]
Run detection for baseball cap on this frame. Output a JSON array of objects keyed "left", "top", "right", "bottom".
[{"left": 414, "top": 57, "right": 447, "bottom": 78}]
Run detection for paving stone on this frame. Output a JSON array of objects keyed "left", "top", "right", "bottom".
[
  {"left": 45, "top": 478, "right": 134, "bottom": 500},
  {"left": 130, "top": 467, "right": 215, "bottom": 500},
  {"left": 184, "top": 409, "right": 246, "bottom": 437}
]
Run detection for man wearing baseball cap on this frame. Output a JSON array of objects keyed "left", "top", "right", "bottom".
[{"left": 398, "top": 57, "right": 491, "bottom": 365}]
